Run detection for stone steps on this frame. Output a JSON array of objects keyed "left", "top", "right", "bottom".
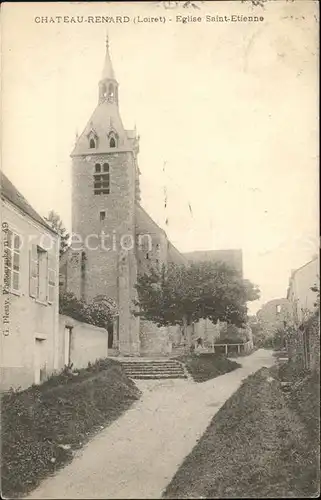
[{"left": 120, "top": 360, "right": 188, "bottom": 380}]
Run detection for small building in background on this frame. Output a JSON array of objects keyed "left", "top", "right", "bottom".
[{"left": 256, "top": 298, "right": 293, "bottom": 335}]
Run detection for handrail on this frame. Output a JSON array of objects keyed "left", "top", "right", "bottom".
[
  {"left": 214, "top": 341, "right": 251, "bottom": 347},
  {"left": 212, "top": 340, "right": 253, "bottom": 355}
]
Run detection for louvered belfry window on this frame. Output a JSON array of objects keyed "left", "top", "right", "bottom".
[{"left": 94, "top": 163, "right": 110, "bottom": 195}]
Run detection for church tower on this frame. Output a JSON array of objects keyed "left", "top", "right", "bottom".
[{"left": 69, "top": 36, "right": 141, "bottom": 355}]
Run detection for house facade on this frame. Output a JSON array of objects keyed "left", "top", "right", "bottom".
[
  {"left": 1, "top": 173, "right": 60, "bottom": 390},
  {"left": 286, "top": 256, "right": 320, "bottom": 370},
  {"left": 287, "top": 256, "right": 319, "bottom": 324}
]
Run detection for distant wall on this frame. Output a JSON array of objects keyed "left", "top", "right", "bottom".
[
  {"left": 256, "top": 298, "right": 292, "bottom": 336},
  {"left": 139, "top": 320, "right": 172, "bottom": 357},
  {"left": 58, "top": 315, "right": 108, "bottom": 370},
  {"left": 169, "top": 324, "right": 183, "bottom": 346}
]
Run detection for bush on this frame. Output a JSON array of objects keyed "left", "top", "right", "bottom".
[
  {"left": 1, "top": 359, "right": 141, "bottom": 498},
  {"left": 59, "top": 291, "right": 113, "bottom": 328},
  {"left": 176, "top": 353, "right": 241, "bottom": 382}
]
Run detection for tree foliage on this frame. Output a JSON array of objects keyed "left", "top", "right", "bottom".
[
  {"left": 135, "top": 261, "right": 260, "bottom": 332},
  {"left": 45, "top": 210, "right": 70, "bottom": 257},
  {"left": 311, "top": 282, "right": 320, "bottom": 309},
  {"left": 59, "top": 291, "right": 114, "bottom": 328}
]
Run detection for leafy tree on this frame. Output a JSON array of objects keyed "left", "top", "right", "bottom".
[
  {"left": 217, "top": 323, "right": 249, "bottom": 345},
  {"left": 87, "top": 299, "right": 114, "bottom": 329},
  {"left": 45, "top": 210, "right": 70, "bottom": 257},
  {"left": 59, "top": 291, "right": 88, "bottom": 323},
  {"left": 135, "top": 261, "right": 260, "bottom": 345},
  {"left": 249, "top": 320, "right": 268, "bottom": 347},
  {"left": 59, "top": 291, "right": 113, "bottom": 328}
]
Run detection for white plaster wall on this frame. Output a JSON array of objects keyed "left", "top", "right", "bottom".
[
  {"left": 58, "top": 315, "right": 108, "bottom": 370},
  {"left": 0, "top": 199, "right": 59, "bottom": 391}
]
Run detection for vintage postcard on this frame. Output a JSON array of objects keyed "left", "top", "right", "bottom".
[{"left": 1, "top": 1, "right": 319, "bottom": 499}]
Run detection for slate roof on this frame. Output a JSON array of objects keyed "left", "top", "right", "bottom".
[
  {"left": 71, "top": 101, "right": 131, "bottom": 156},
  {"left": 135, "top": 203, "right": 166, "bottom": 237},
  {"left": 101, "top": 38, "right": 115, "bottom": 81},
  {"left": 0, "top": 171, "right": 56, "bottom": 233},
  {"left": 135, "top": 203, "right": 187, "bottom": 265},
  {"left": 168, "top": 241, "right": 188, "bottom": 266}
]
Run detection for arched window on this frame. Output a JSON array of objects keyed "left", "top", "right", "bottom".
[
  {"left": 102, "top": 84, "right": 107, "bottom": 98},
  {"left": 89, "top": 138, "right": 96, "bottom": 149},
  {"left": 109, "top": 137, "right": 116, "bottom": 148},
  {"left": 108, "top": 83, "right": 114, "bottom": 98},
  {"left": 94, "top": 163, "right": 110, "bottom": 195}
]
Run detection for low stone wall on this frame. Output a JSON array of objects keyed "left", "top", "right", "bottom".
[
  {"left": 58, "top": 315, "right": 108, "bottom": 370},
  {"left": 138, "top": 319, "right": 223, "bottom": 357}
]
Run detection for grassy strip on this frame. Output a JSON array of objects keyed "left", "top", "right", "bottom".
[
  {"left": 176, "top": 353, "right": 241, "bottom": 382},
  {"left": 1, "top": 359, "right": 141, "bottom": 499},
  {"left": 163, "top": 366, "right": 320, "bottom": 499}
]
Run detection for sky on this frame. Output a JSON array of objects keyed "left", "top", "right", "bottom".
[{"left": 2, "top": 1, "right": 319, "bottom": 314}]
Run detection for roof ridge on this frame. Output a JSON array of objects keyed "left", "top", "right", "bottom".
[
  {"left": 1, "top": 171, "right": 57, "bottom": 234},
  {"left": 291, "top": 256, "right": 319, "bottom": 277},
  {"left": 135, "top": 203, "right": 167, "bottom": 236}
]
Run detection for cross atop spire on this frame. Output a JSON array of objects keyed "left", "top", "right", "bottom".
[{"left": 105, "top": 32, "right": 109, "bottom": 50}]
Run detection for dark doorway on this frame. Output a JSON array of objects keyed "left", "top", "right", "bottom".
[{"left": 107, "top": 323, "right": 114, "bottom": 349}]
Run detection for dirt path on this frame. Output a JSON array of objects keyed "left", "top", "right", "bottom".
[{"left": 28, "top": 349, "right": 274, "bottom": 499}]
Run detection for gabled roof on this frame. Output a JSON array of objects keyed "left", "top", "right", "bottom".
[
  {"left": 71, "top": 101, "right": 131, "bottom": 156},
  {"left": 168, "top": 241, "right": 188, "bottom": 266},
  {"left": 135, "top": 203, "right": 187, "bottom": 265},
  {"left": 135, "top": 203, "right": 167, "bottom": 237},
  {"left": 290, "top": 255, "right": 319, "bottom": 279},
  {"left": 0, "top": 171, "right": 56, "bottom": 233}
]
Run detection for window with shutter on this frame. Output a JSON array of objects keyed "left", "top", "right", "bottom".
[
  {"left": 37, "top": 247, "right": 48, "bottom": 302},
  {"left": 12, "top": 234, "right": 21, "bottom": 292},
  {"left": 29, "top": 244, "right": 38, "bottom": 298},
  {"left": 4, "top": 229, "right": 21, "bottom": 293},
  {"left": 47, "top": 253, "right": 56, "bottom": 304},
  {"left": 29, "top": 244, "right": 48, "bottom": 302}
]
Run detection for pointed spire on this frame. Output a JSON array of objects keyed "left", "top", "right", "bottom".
[{"left": 101, "top": 31, "right": 115, "bottom": 81}]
